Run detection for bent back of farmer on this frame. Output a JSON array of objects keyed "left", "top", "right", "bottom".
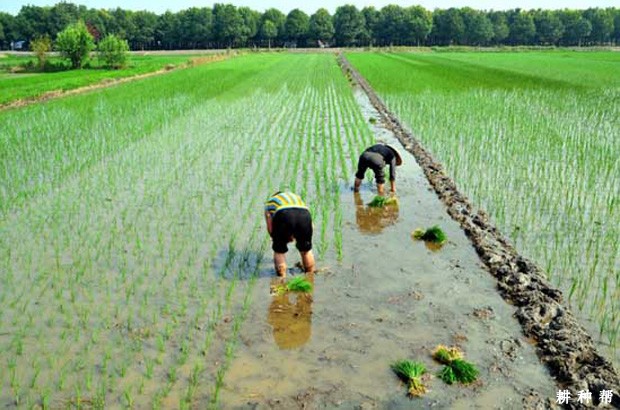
[
  {"left": 264, "top": 191, "right": 315, "bottom": 277},
  {"left": 354, "top": 144, "right": 402, "bottom": 195}
]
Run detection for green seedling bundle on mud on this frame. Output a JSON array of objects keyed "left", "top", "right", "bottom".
[
  {"left": 272, "top": 277, "right": 314, "bottom": 295},
  {"left": 368, "top": 195, "right": 398, "bottom": 208},
  {"left": 286, "top": 277, "right": 313, "bottom": 293},
  {"left": 412, "top": 226, "right": 447, "bottom": 244},
  {"left": 390, "top": 360, "right": 427, "bottom": 397},
  {"left": 432, "top": 345, "right": 479, "bottom": 385}
]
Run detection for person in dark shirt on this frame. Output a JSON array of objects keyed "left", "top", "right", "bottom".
[{"left": 353, "top": 144, "right": 402, "bottom": 196}]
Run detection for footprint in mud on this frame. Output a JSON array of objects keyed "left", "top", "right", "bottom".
[{"left": 471, "top": 306, "right": 495, "bottom": 320}]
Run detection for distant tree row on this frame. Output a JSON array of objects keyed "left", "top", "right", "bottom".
[{"left": 1, "top": 2, "right": 619, "bottom": 50}]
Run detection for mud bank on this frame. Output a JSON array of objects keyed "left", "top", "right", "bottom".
[{"left": 338, "top": 52, "right": 619, "bottom": 408}]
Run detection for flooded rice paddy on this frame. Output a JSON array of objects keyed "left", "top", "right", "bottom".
[{"left": 0, "top": 54, "right": 560, "bottom": 408}]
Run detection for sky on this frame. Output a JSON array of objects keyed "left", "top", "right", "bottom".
[{"left": 1, "top": 0, "right": 617, "bottom": 16}]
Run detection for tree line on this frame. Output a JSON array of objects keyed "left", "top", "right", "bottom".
[{"left": 1, "top": 2, "right": 619, "bottom": 50}]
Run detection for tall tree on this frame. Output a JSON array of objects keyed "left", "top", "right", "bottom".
[
  {"left": 459, "top": 8, "right": 493, "bottom": 45},
  {"left": 0, "top": 12, "right": 16, "bottom": 48},
  {"left": 129, "top": 11, "right": 157, "bottom": 49},
  {"left": 614, "top": 8, "right": 620, "bottom": 45},
  {"left": 361, "top": 6, "right": 380, "bottom": 45},
  {"left": 377, "top": 5, "right": 406, "bottom": 45},
  {"left": 284, "top": 9, "right": 309, "bottom": 45},
  {"left": 49, "top": 2, "right": 80, "bottom": 38},
  {"left": 583, "top": 8, "right": 614, "bottom": 44},
  {"left": 404, "top": 6, "right": 432, "bottom": 46},
  {"left": 239, "top": 7, "right": 260, "bottom": 42},
  {"left": 533, "top": 10, "right": 564, "bottom": 45},
  {"left": 431, "top": 8, "right": 465, "bottom": 45},
  {"left": 260, "top": 19, "right": 277, "bottom": 48},
  {"left": 559, "top": 10, "right": 592, "bottom": 46},
  {"left": 155, "top": 11, "right": 180, "bottom": 49},
  {"left": 309, "top": 8, "right": 334, "bottom": 45},
  {"left": 108, "top": 8, "right": 135, "bottom": 40},
  {"left": 508, "top": 9, "right": 536, "bottom": 45},
  {"left": 177, "top": 8, "right": 212, "bottom": 49},
  {"left": 82, "top": 9, "right": 110, "bottom": 41},
  {"left": 333, "top": 5, "right": 365, "bottom": 46},
  {"left": 15, "top": 5, "right": 51, "bottom": 40},
  {"left": 261, "top": 8, "right": 286, "bottom": 43},
  {"left": 213, "top": 3, "right": 245, "bottom": 47},
  {"left": 488, "top": 11, "right": 509, "bottom": 45}
]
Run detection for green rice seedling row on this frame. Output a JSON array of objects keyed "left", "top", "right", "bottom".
[
  {"left": 0, "top": 54, "right": 213, "bottom": 106},
  {"left": 0, "top": 53, "right": 373, "bottom": 407},
  {"left": 347, "top": 51, "right": 620, "bottom": 364}
]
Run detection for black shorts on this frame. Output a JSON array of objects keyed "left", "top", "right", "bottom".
[
  {"left": 355, "top": 151, "right": 386, "bottom": 184},
  {"left": 271, "top": 208, "right": 313, "bottom": 254}
]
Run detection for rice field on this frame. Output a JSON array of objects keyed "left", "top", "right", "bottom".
[
  {"left": 347, "top": 51, "right": 620, "bottom": 365},
  {"left": 0, "top": 53, "right": 373, "bottom": 408},
  {"left": 0, "top": 54, "right": 199, "bottom": 105}
]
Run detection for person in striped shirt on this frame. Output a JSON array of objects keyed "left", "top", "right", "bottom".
[{"left": 264, "top": 191, "right": 315, "bottom": 277}]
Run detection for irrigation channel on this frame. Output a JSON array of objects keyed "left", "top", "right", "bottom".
[{"left": 0, "top": 52, "right": 617, "bottom": 409}]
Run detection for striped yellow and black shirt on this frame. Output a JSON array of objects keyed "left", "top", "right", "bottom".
[{"left": 265, "top": 192, "right": 307, "bottom": 216}]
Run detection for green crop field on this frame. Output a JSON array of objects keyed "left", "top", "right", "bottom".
[
  {"left": 0, "top": 53, "right": 373, "bottom": 408},
  {"left": 347, "top": 51, "right": 620, "bottom": 362},
  {"left": 2, "top": 49, "right": 618, "bottom": 408},
  {"left": 0, "top": 54, "right": 199, "bottom": 105}
]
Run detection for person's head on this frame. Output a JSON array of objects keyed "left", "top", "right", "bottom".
[{"left": 386, "top": 145, "right": 403, "bottom": 166}]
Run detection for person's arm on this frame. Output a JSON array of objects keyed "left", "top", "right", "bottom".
[
  {"left": 389, "top": 158, "right": 396, "bottom": 193},
  {"left": 265, "top": 211, "right": 273, "bottom": 237}
]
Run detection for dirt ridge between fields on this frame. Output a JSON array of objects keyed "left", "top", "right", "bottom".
[
  {"left": 0, "top": 52, "right": 232, "bottom": 112},
  {"left": 338, "top": 52, "right": 620, "bottom": 409}
]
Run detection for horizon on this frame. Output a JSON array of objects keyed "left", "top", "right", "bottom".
[{"left": 2, "top": 0, "right": 618, "bottom": 16}]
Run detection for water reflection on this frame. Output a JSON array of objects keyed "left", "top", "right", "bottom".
[
  {"left": 267, "top": 274, "right": 314, "bottom": 349},
  {"left": 424, "top": 241, "right": 445, "bottom": 252},
  {"left": 354, "top": 192, "right": 399, "bottom": 235}
]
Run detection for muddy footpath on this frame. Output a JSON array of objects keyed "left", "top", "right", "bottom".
[
  {"left": 217, "top": 58, "right": 613, "bottom": 409},
  {"left": 336, "top": 53, "right": 620, "bottom": 409}
]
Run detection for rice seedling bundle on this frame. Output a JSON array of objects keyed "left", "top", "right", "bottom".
[
  {"left": 368, "top": 195, "right": 399, "bottom": 208},
  {"left": 390, "top": 360, "right": 427, "bottom": 397},
  {"left": 432, "top": 345, "right": 479, "bottom": 385},
  {"left": 412, "top": 226, "right": 447, "bottom": 244}
]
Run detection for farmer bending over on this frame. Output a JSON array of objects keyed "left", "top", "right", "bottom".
[
  {"left": 264, "top": 191, "right": 315, "bottom": 277},
  {"left": 353, "top": 143, "right": 402, "bottom": 196}
]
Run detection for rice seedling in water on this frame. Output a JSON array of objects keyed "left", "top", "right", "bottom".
[
  {"left": 412, "top": 226, "right": 447, "bottom": 244},
  {"left": 287, "top": 276, "right": 313, "bottom": 293},
  {"left": 432, "top": 345, "right": 463, "bottom": 363},
  {"left": 432, "top": 345, "right": 479, "bottom": 385},
  {"left": 271, "top": 276, "right": 313, "bottom": 295},
  {"left": 390, "top": 360, "right": 427, "bottom": 397},
  {"left": 368, "top": 195, "right": 398, "bottom": 208}
]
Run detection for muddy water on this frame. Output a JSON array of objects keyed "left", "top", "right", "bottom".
[{"left": 219, "top": 89, "right": 557, "bottom": 409}]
